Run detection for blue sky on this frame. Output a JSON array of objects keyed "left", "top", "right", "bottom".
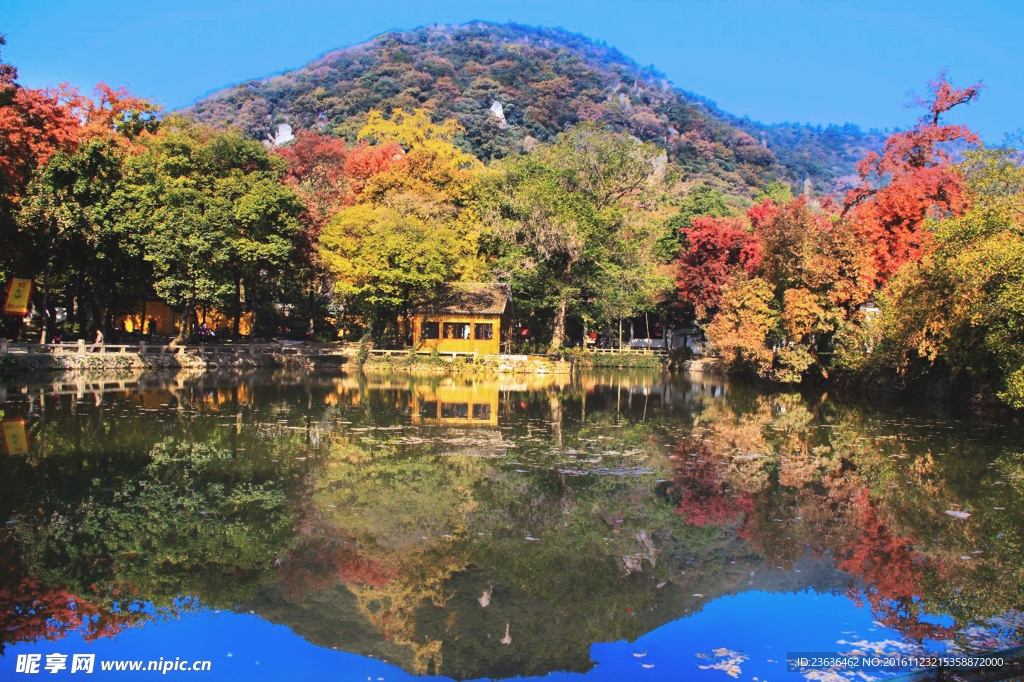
[{"left": 2, "top": 0, "right": 1021, "bottom": 143}]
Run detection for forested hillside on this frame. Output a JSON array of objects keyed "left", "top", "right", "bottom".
[{"left": 184, "top": 22, "right": 884, "bottom": 195}]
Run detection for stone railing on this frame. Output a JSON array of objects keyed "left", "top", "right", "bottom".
[{"left": 0, "top": 341, "right": 355, "bottom": 357}]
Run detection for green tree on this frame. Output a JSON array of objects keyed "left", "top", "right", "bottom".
[
  {"left": 119, "top": 119, "right": 302, "bottom": 341},
  {"left": 480, "top": 124, "right": 669, "bottom": 348},
  {"left": 18, "top": 139, "right": 148, "bottom": 340},
  {"left": 665, "top": 184, "right": 735, "bottom": 245},
  {"left": 754, "top": 180, "right": 794, "bottom": 205},
  {"left": 14, "top": 440, "right": 294, "bottom": 613}
]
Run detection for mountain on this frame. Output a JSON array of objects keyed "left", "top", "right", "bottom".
[{"left": 183, "top": 22, "right": 884, "bottom": 195}]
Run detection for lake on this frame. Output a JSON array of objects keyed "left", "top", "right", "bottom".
[{"left": 1, "top": 369, "right": 1022, "bottom": 681}]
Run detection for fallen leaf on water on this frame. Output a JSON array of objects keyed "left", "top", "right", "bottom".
[{"left": 697, "top": 648, "right": 748, "bottom": 679}]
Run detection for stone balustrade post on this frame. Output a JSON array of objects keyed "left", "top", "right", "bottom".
[{"left": 77, "top": 339, "right": 86, "bottom": 355}]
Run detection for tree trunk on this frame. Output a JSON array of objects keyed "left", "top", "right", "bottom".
[
  {"left": 90, "top": 294, "right": 103, "bottom": 339},
  {"left": 76, "top": 275, "right": 87, "bottom": 338},
  {"left": 251, "top": 280, "right": 259, "bottom": 340},
  {"left": 550, "top": 264, "right": 573, "bottom": 350},
  {"left": 307, "top": 286, "right": 315, "bottom": 340},
  {"left": 177, "top": 303, "right": 192, "bottom": 343},
  {"left": 233, "top": 277, "right": 241, "bottom": 340},
  {"left": 551, "top": 296, "right": 568, "bottom": 349},
  {"left": 94, "top": 276, "right": 111, "bottom": 338},
  {"left": 39, "top": 263, "right": 49, "bottom": 345},
  {"left": 67, "top": 289, "right": 75, "bottom": 337}
]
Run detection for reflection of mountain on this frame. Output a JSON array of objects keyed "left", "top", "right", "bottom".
[
  {"left": 255, "top": 395, "right": 859, "bottom": 681},
  {"left": 2, "top": 370, "right": 1023, "bottom": 677},
  {"left": 250, "top": 534, "right": 853, "bottom": 680}
]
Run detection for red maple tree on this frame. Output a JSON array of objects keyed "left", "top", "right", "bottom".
[
  {"left": 279, "top": 537, "right": 395, "bottom": 600},
  {"left": 844, "top": 72, "right": 982, "bottom": 280},
  {"left": 1, "top": 35, "right": 159, "bottom": 207},
  {"left": 343, "top": 140, "right": 404, "bottom": 198},
  {"left": 675, "top": 215, "right": 760, "bottom": 320},
  {"left": 274, "top": 130, "right": 351, "bottom": 233}
]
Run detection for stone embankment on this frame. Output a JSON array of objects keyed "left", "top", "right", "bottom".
[
  {"left": 0, "top": 340, "right": 355, "bottom": 373},
  {"left": 362, "top": 349, "right": 679, "bottom": 373},
  {"left": 677, "top": 357, "right": 726, "bottom": 374},
  {"left": 1, "top": 341, "right": 704, "bottom": 375},
  {"left": 364, "top": 352, "right": 575, "bottom": 374}
]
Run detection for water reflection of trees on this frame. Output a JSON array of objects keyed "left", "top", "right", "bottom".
[
  {"left": 670, "top": 390, "right": 1024, "bottom": 648},
  {"left": 3, "top": 440, "right": 299, "bottom": 652},
  {"left": 1, "top": 371, "right": 1022, "bottom": 674},
  {"left": 273, "top": 408, "right": 687, "bottom": 677}
]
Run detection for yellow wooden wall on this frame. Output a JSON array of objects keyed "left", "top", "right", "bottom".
[
  {"left": 117, "top": 301, "right": 177, "bottom": 335},
  {"left": 412, "top": 312, "right": 503, "bottom": 355},
  {"left": 412, "top": 383, "right": 500, "bottom": 426},
  {"left": 117, "top": 302, "right": 252, "bottom": 336}
]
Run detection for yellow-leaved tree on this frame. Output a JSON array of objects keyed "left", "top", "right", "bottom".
[{"left": 319, "top": 109, "right": 485, "bottom": 343}]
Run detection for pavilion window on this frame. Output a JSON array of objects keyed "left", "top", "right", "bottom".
[
  {"left": 421, "top": 321, "right": 439, "bottom": 340},
  {"left": 443, "top": 322, "right": 471, "bottom": 339},
  {"left": 441, "top": 402, "right": 469, "bottom": 419},
  {"left": 474, "top": 323, "right": 494, "bottom": 340}
]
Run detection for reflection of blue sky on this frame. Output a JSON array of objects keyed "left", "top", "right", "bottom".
[
  {"left": 586, "top": 591, "right": 935, "bottom": 681},
  {"left": 3, "top": 590, "right": 948, "bottom": 681}
]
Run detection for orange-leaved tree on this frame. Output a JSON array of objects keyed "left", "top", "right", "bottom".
[{"left": 844, "top": 72, "right": 982, "bottom": 281}]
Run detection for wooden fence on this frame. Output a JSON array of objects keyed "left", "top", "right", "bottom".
[{"left": 587, "top": 347, "right": 669, "bottom": 356}]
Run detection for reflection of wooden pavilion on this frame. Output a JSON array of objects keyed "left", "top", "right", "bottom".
[
  {"left": 412, "top": 383, "right": 499, "bottom": 427},
  {"left": 412, "top": 283, "right": 514, "bottom": 356}
]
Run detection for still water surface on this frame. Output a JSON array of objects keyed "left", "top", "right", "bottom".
[{"left": 1, "top": 370, "right": 1022, "bottom": 681}]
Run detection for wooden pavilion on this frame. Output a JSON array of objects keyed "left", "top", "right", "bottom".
[{"left": 412, "top": 283, "right": 514, "bottom": 356}]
